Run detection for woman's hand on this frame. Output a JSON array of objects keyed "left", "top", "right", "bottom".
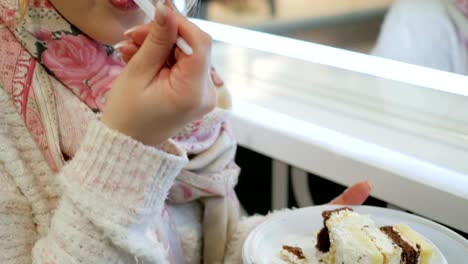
[
  {"left": 102, "top": 2, "right": 216, "bottom": 146},
  {"left": 329, "top": 181, "right": 372, "bottom": 205},
  {"left": 113, "top": 5, "right": 372, "bottom": 207}
]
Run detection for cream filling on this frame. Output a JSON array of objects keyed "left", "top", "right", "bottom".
[
  {"left": 362, "top": 226, "right": 402, "bottom": 264},
  {"left": 327, "top": 211, "right": 383, "bottom": 264}
]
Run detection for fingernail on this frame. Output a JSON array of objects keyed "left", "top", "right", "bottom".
[
  {"left": 113, "top": 40, "right": 130, "bottom": 51},
  {"left": 114, "top": 49, "right": 129, "bottom": 63},
  {"left": 114, "top": 49, "right": 122, "bottom": 59},
  {"left": 156, "top": 1, "right": 168, "bottom": 26},
  {"left": 211, "top": 68, "right": 224, "bottom": 87},
  {"left": 124, "top": 26, "right": 139, "bottom": 37},
  {"left": 163, "top": 0, "right": 178, "bottom": 12}
]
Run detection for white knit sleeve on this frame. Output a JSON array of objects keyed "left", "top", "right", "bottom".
[
  {"left": 0, "top": 165, "right": 37, "bottom": 264},
  {"left": 32, "top": 120, "right": 188, "bottom": 263}
]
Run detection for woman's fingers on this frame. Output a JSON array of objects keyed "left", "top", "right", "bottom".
[
  {"left": 123, "top": 0, "right": 178, "bottom": 46},
  {"left": 171, "top": 12, "right": 212, "bottom": 83},
  {"left": 118, "top": 42, "right": 139, "bottom": 63},
  {"left": 124, "top": 23, "right": 152, "bottom": 46},
  {"left": 329, "top": 181, "right": 372, "bottom": 206},
  {"left": 127, "top": 1, "right": 178, "bottom": 84},
  {"left": 210, "top": 67, "right": 224, "bottom": 87}
]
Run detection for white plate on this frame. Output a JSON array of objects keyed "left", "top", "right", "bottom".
[{"left": 243, "top": 205, "right": 468, "bottom": 264}]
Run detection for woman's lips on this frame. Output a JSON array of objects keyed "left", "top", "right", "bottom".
[{"left": 109, "top": 0, "right": 139, "bottom": 11}]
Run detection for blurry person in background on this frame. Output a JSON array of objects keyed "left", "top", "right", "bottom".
[{"left": 373, "top": 0, "right": 468, "bottom": 75}]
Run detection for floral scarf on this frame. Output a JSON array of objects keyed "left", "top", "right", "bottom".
[
  {"left": 0, "top": 0, "right": 124, "bottom": 171},
  {"left": 0, "top": 0, "right": 240, "bottom": 263}
]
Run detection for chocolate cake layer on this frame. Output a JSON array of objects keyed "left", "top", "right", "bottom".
[
  {"left": 380, "top": 226, "right": 421, "bottom": 264},
  {"left": 316, "top": 207, "right": 353, "bottom": 252},
  {"left": 283, "top": 245, "right": 306, "bottom": 260}
]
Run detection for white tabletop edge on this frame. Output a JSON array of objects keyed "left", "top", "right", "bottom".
[
  {"left": 231, "top": 99, "right": 468, "bottom": 200},
  {"left": 192, "top": 19, "right": 468, "bottom": 97}
]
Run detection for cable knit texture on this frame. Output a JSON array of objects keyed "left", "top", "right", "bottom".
[{"left": 0, "top": 87, "right": 197, "bottom": 263}]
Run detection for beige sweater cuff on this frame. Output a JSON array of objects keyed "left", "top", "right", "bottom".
[{"left": 62, "top": 120, "right": 188, "bottom": 219}]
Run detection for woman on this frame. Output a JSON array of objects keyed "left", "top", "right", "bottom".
[{"left": 0, "top": 0, "right": 371, "bottom": 263}]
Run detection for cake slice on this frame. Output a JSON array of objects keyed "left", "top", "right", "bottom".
[
  {"left": 380, "top": 224, "right": 433, "bottom": 264},
  {"left": 380, "top": 226, "right": 420, "bottom": 264},
  {"left": 315, "top": 208, "right": 433, "bottom": 264},
  {"left": 324, "top": 208, "right": 401, "bottom": 264}
]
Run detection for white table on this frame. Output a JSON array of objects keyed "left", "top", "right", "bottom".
[{"left": 193, "top": 20, "right": 468, "bottom": 233}]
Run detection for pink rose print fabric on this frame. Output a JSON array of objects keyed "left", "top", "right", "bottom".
[{"left": 35, "top": 29, "right": 124, "bottom": 111}]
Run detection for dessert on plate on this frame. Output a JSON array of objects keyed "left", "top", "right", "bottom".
[
  {"left": 280, "top": 207, "right": 433, "bottom": 264},
  {"left": 315, "top": 208, "right": 433, "bottom": 264}
]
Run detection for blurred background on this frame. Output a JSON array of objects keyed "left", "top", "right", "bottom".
[{"left": 192, "top": 0, "right": 393, "bottom": 53}]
